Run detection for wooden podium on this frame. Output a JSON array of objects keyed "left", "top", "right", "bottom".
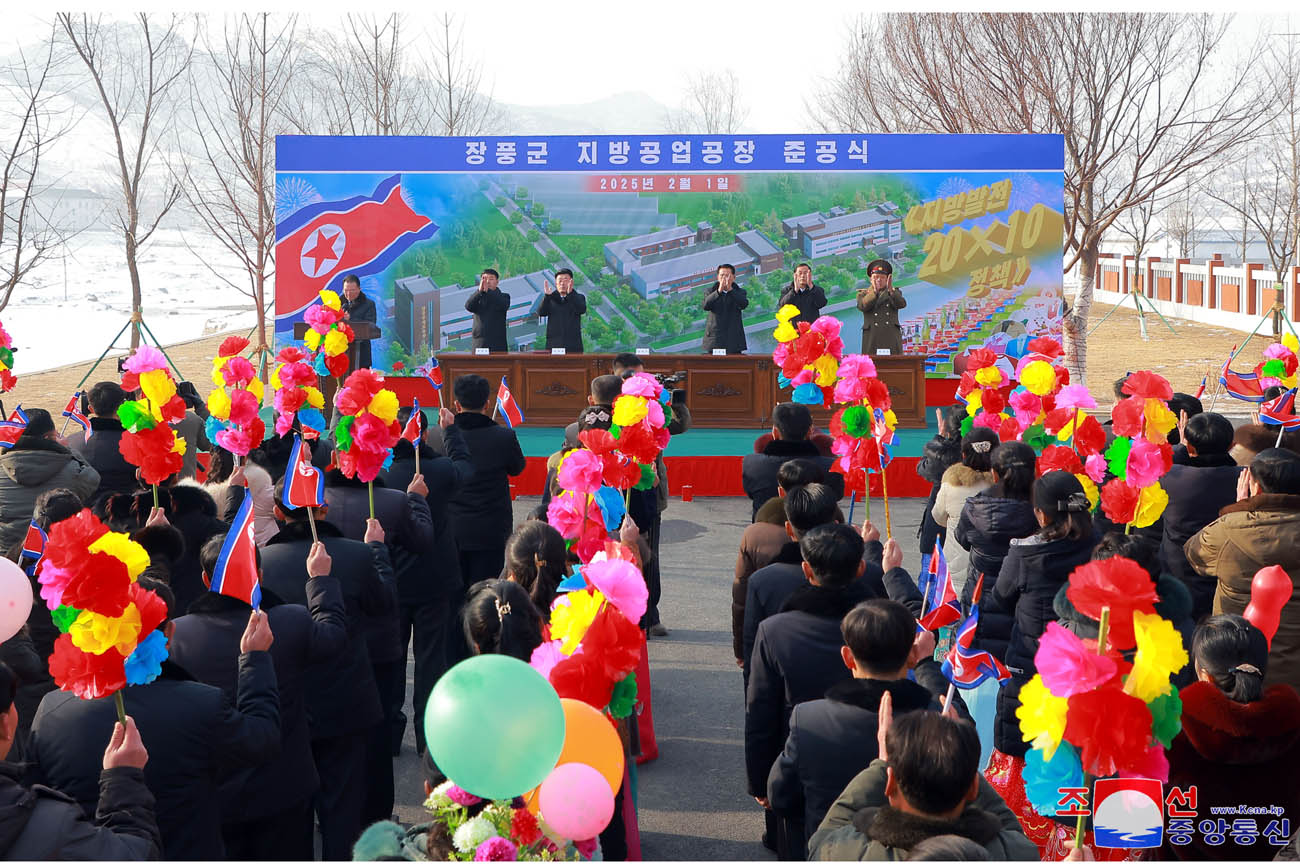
[
  {"left": 427, "top": 352, "right": 928, "bottom": 428},
  {"left": 294, "top": 321, "right": 381, "bottom": 419}
]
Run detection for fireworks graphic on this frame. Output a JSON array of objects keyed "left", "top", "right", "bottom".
[
  {"left": 275, "top": 176, "right": 322, "bottom": 223},
  {"left": 934, "top": 176, "right": 975, "bottom": 201}
]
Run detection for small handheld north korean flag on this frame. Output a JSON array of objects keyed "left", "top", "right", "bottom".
[
  {"left": 284, "top": 435, "right": 325, "bottom": 510},
  {"left": 0, "top": 406, "right": 29, "bottom": 451},
  {"left": 940, "top": 575, "right": 1011, "bottom": 689},
  {"left": 918, "top": 540, "right": 962, "bottom": 632},
  {"left": 209, "top": 488, "right": 261, "bottom": 608},
  {"left": 401, "top": 398, "right": 423, "bottom": 444},
  {"left": 496, "top": 376, "right": 524, "bottom": 429},
  {"left": 21, "top": 521, "right": 47, "bottom": 577},
  {"left": 62, "top": 392, "right": 92, "bottom": 440},
  {"left": 415, "top": 357, "right": 442, "bottom": 407}
]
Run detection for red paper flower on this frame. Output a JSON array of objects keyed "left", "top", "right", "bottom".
[
  {"left": 1053, "top": 365, "right": 1071, "bottom": 387},
  {"left": 48, "top": 633, "right": 127, "bottom": 700},
  {"left": 1110, "top": 397, "right": 1146, "bottom": 438},
  {"left": 1074, "top": 415, "right": 1106, "bottom": 457},
  {"left": 159, "top": 394, "right": 187, "bottom": 425},
  {"left": 1099, "top": 477, "right": 1141, "bottom": 526},
  {"left": 601, "top": 453, "right": 642, "bottom": 490},
  {"left": 956, "top": 370, "right": 979, "bottom": 399},
  {"left": 276, "top": 346, "right": 306, "bottom": 364},
  {"left": 549, "top": 652, "right": 615, "bottom": 710},
  {"left": 279, "top": 362, "right": 316, "bottom": 388},
  {"left": 1122, "top": 371, "right": 1174, "bottom": 401},
  {"left": 580, "top": 606, "right": 643, "bottom": 681},
  {"left": 1028, "top": 337, "right": 1064, "bottom": 359},
  {"left": 120, "top": 425, "right": 184, "bottom": 486},
  {"left": 335, "top": 448, "right": 389, "bottom": 483},
  {"left": 998, "top": 415, "right": 1021, "bottom": 443},
  {"left": 1064, "top": 684, "right": 1154, "bottom": 777},
  {"left": 1038, "top": 445, "right": 1083, "bottom": 477},
  {"left": 1065, "top": 556, "right": 1159, "bottom": 650},
  {"left": 580, "top": 429, "right": 617, "bottom": 455},
  {"left": 228, "top": 388, "right": 260, "bottom": 427},
  {"left": 981, "top": 389, "right": 1006, "bottom": 415},
  {"left": 967, "top": 347, "right": 997, "bottom": 371},
  {"left": 325, "top": 353, "right": 349, "bottom": 378},
  {"left": 219, "top": 336, "right": 250, "bottom": 357},
  {"left": 349, "top": 413, "right": 393, "bottom": 453},
  {"left": 130, "top": 582, "right": 169, "bottom": 635},
  {"left": 864, "top": 379, "right": 892, "bottom": 411},
  {"left": 119, "top": 371, "right": 140, "bottom": 392},
  {"left": 614, "top": 421, "right": 660, "bottom": 464}
]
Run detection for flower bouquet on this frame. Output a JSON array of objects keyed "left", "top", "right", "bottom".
[
  {"left": 1097, "top": 372, "right": 1176, "bottom": 530},
  {"left": 205, "top": 336, "right": 266, "bottom": 457},
  {"left": 0, "top": 319, "right": 17, "bottom": 392},
  {"left": 269, "top": 346, "right": 326, "bottom": 438},
  {"left": 303, "top": 289, "right": 354, "bottom": 379},
  {"left": 332, "top": 368, "right": 400, "bottom": 513},
  {"left": 420, "top": 782, "right": 589, "bottom": 861},
  {"left": 772, "top": 307, "right": 843, "bottom": 407},
  {"left": 116, "top": 346, "right": 187, "bottom": 502}
]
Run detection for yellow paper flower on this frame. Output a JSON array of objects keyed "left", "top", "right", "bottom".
[
  {"left": 1016, "top": 674, "right": 1069, "bottom": 759},
  {"left": 304, "top": 330, "right": 323, "bottom": 352},
  {"left": 975, "top": 366, "right": 1003, "bottom": 388},
  {"left": 323, "top": 329, "right": 349, "bottom": 357},
  {"left": 549, "top": 589, "right": 605, "bottom": 654},
  {"left": 965, "top": 392, "right": 983, "bottom": 418},
  {"left": 172, "top": 435, "right": 187, "bottom": 456},
  {"left": 1285, "top": 333, "right": 1300, "bottom": 357},
  {"left": 1143, "top": 398, "right": 1177, "bottom": 441},
  {"left": 211, "top": 362, "right": 227, "bottom": 388},
  {"left": 247, "top": 377, "right": 264, "bottom": 403},
  {"left": 1132, "top": 482, "right": 1168, "bottom": 528},
  {"left": 812, "top": 354, "right": 839, "bottom": 387},
  {"left": 304, "top": 386, "right": 324, "bottom": 409},
  {"left": 70, "top": 604, "right": 142, "bottom": 656},
  {"left": 1125, "top": 610, "right": 1189, "bottom": 702},
  {"left": 138, "top": 369, "right": 176, "bottom": 414},
  {"left": 270, "top": 365, "right": 284, "bottom": 390},
  {"left": 773, "top": 304, "right": 800, "bottom": 342},
  {"left": 1074, "top": 473, "right": 1099, "bottom": 511},
  {"left": 367, "top": 389, "right": 399, "bottom": 425},
  {"left": 207, "top": 388, "right": 232, "bottom": 421},
  {"left": 612, "top": 395, "right": 648, "bottom": 426},
  {"left": 87, "top": 532, "right": 149, "bottom": 580},
  {"left": 320, "top": 289, "right": 342, "bottom": 311},
  {"left": 884, "top": 409, "right": 898, "bottom": 429},
  {"left": 1020, "top": 360, "right": 1057, "bottom": 396}
]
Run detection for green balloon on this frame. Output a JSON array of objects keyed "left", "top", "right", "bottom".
[{"left": 424, "top": 654, "right": 565, "bottom": 799}]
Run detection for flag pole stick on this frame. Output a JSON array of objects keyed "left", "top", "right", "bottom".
[
  {"left": 114, "top": 691, "right": 127, "bottom": 728},
  {"left": 414, "top": 442, "right": 421, "bottom": 477},
  {"left": 306, "top": 506, "right": 319, "bottom": 544},
  {"left": 1074, "top": 605, "right": 1111, "bottom": 850},
  {"left": 367, "top": 480, "right": 375, "bottom": 520},
  {"left": 942, "top": 681, "right": 956, "bottom": 715},
  {"left": 847, "top": 491, "right": 856, "bottom": 526},
  {"left": 881, "top": 464, "right": 893, "bottom": 540},
  {"left": 1277, "top": 426, "right": 1286, "bottom": 448}
]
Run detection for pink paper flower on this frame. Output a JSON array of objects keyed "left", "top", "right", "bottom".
[
  {"left": 772, "top": 343, "right": 790, "bottom": 366},
  {"left": 557, "top": 449, "right": 604, "bottom": 494},
  {"left": 1119, "top": 743, "right": 1170, "bottom": 784},
  {"left": 584, "top": 556, "right": 648, "bottom": 623},
  {"left": 122, "top": 346, "right": 167, "bottom": 374},
  {"left": 37, "top": 562, "right": 72, "bottom": 608},
  {"left": 789, "top": 368, "right": 815, "bottom": 386},
  {"left": 221, "top": 356, "right": 257, "bottom": 386},
  {"left": 274, "top": 414, "right": 294, "bottom": 437},
  {"left": 1056, "top": 384, "right": 1097, "bottom": 411},
  {"left": 1085, "top": 453, "right": 1108, "bottom": 484},
  {"left": 1035, "top": 622, "right": 1119, "bottom": 697},
  {"left": 1264, "top": 342, "right": 1294, "bottom": 360},
  {"left": 645, "top": 399, "right": 665, "bottom": 428},
  {"left": 547, "top": 491, "right": 599, "bottom": 539},
  {"left": 1008, "top": 389, "right": 1042, "bottom": 428},
  {"left": 837, "top": 354, "right": 877, "bottom": 380},
  {"left": 1126, "top": 438, "right": 1171, "bottom": 489},
  {"left": 215, "top": 427, "right": 252, "bottom": 456},
  {"left": 620, "top": 372, "right": 661, "bottom": 398},
  {"left": 972, "top": 410, "right": 1002, "bottom": 431},
  {"left": 349, "top": 413, "right": 392, "bottom": 453},
  {"left": 228, "top": 388, "right": 260, "bottom": 427},
  {"left": 530, "top": 638, "right": 570, "bottom": 679}
]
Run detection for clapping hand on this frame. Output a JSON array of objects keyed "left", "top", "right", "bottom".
[{"left": 544, "top": 279, "right": 554, "bottom": 295}]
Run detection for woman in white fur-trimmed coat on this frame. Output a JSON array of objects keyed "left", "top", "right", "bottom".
[{"left": 930, "top": 428, "right": 998, "bottom": 596}]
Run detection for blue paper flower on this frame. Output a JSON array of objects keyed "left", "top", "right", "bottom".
[
  {"left": 204, "top": 416, "right": 230, "bottom": 444},
  {"left": 594, "top": 486, "right": 626, "bottom": 532},
  {"left": 124, "top": 629, "right": 169, "bottom": 686},
  {"left": 792, "top": 383, "right": 822, "bottom": 404},
  {"left": 658, "top": 388, "right": 671, "bottom": 405},
  {"left": 297, "top": 408, "right": 326, "bottom": 433},
  {"left": 1024, "top": 741, "right": 1083, "bottom": 817},
  {"left": 777, "top": 373, "right": 792, "bottom": 389},
  {"left": 556, "top": 565, "right": 587, "bottom": 594},
  {"left": 312, "top": 354, "right": 330, "bottom": 376}
]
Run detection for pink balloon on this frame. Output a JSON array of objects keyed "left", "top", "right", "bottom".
[
  {"left": 537, "top": 762, "right": 615, "bottom": 842},
  {"left": 0, "top": 557, "right": 33, "bottom": 643},
  {"left": 1244, "top": 565, "right": 1294, "bottom": 649}
]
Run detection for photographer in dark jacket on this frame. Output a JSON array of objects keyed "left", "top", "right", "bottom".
[
  {"left": 702, "top": 263, "right": 749, "bottom": 354},
  {"left": 171, "top": 536, "right": 348, "bottom": 860},
  {"left": 743, "top": 403, "right": 843, "bottom": 521},
  {"left": 28, "top": 578, "right": 280, "bottom": 861},
  {"left": 538, "top": 269, "right": 586, "bottom": 353},
  {"left": 778, "top": 263, "right": 827, "bottom": 326},
  {"left": 1160, "top": 411, "right": 1239, "bottom": 620},
  {"left": 261, "top": 486, "right": 395, "bottom": 862},
  {"left": 70, "top": 381, "right": 137, "bottom": 499},
  {"left": 0, "top": 663, "right": 160, "bottom": 860}
]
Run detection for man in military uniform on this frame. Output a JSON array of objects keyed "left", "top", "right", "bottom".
[{"left": 856, "top": 259, "right": 906, "bottom": 355}]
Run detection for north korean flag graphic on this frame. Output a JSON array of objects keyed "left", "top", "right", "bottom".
[
  {"left": 284, "top": 435, "right": 325, "bottom": 509},
  {"left": 209, "top": 488, "right": 261, "bottom": 608},
  {"left": 274, "top": 174, "right": 438, "bottom": 324}
]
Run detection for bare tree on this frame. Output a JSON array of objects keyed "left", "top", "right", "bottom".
[
  {"left": 1163, "top": 183, "right": 1202, "bottom": 259},
  {"left": 425, "top": 12, "right": 503, "bottom": 136},
  {"left": 176, "top": 13, "right": 295, "bottom": 372},
  {"left": 1207, "top": 33, "right": 1300, "bottom": 289},
  {"left": 811, "top": 14, "right": 1269, "bottom": 382},
  {"left": 59, "top": 13, "right": 193, "bottom": 348},
  {"left": 1113, "top": 195, "right": 1160, "bottom": 287},
  {"left": 0, "top": 23, "right": 74, "bottom": 312},
  {"left": 665, "top": 69, "right": 749, "bottom": 134}
]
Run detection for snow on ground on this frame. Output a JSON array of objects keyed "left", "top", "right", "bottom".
[{"left": 7, "top": 228, "right": 260, "bottom": 373}]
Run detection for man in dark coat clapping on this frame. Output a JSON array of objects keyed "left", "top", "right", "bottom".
[
  {"left": 538, "top": 269, "right": 586, "bottom": 353},
  {"left": 702, "top": 263, "right": 749, "bottom": 354},
  {"left": 464, "top": 268, "right": 511, "bottom": 352},
  {"left": 777, "top": 263, "right": 826, "bottom": 326}
]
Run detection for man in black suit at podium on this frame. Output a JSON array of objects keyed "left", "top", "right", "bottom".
[
  {"left": 464, "top": 267, "right": 511, "bottom": 352},
  {"left": 538, "top": 268, "right": 586, "bottom": 353},
  {"left": 341, "top": 273, "right": 377, "bottom": 368}
]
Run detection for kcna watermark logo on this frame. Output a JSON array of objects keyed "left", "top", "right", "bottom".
[{"left": 1057, "top": 781, "right": 1290, "bottom": 849}]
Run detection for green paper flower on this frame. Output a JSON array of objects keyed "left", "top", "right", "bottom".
[
  {"left": 609, "top": 672, "right": 638, "bottom": 719},
  {"left": 841, "top": 405, "right": 871, "bottom": 438},
  {"left": 1262, "top": 359, "right": 1287, "bottom": 379},
  {"left": 116, "top": 401, "right": 156, "bottom": 433},
  {"left": 1021, "top": 423, "right": 1052, "bottom": 451},
  {"left": 960, "top": 415, "right": 973, "bottom": 437},
  {"left": 1148, "top": 687, "right": 1183, "bottom": 748},
  {"left": 610, "top": 424, "right": 622, "bottom": 439},
  {"left": 634, "top": 463, "right": 655, "bottom": 490},
  {"left": 1105, "top": 436, "right": 1132, "bottom": 479},
  {"left": 51, "top": 605, "right": 81, "bottom": 633},
  {"left": 0, "top": 347, "right": 13, "bottom": 368},
  {"left": 334, "top": 415, "right": 355, "bottom": 452}
]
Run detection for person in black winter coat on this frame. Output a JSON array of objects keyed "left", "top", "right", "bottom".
[
  {"left": 261, "top": 493, "right": 396, "bottom": 862},
  {"left": 746, "top": 524, "right": 882, "bottom": 860},
  {"left": 538, "top": 269, "right": 586, "bottom": 352},
  {"left": 28, "top": 578, "right": 280, "bottom": 861},
  {"left": 702, "top": 264, "right": 749, "bottom": 354},
  {"left": 777, "top": 263, "right": 827, "bottom": 326},
  {"left": 742, "top": 403, "right": 843, "bottom": 521},
  {"left": 170, "top": 536, "right": 348, "bottom": 860},
  {"left": 464, "top": 268, "right": 511, "bottom": 352},
  {"left": 916, "top": 405, "right": 964, "bottom": 558},
  {"left": 381, "top": 404, "right": 475, "bottom": 755},
  {"left": 0, "top": 664, "right": 161, "bottom": 860},
  {"left": 991, "top": 471, "right": 1097, "bottom": 757},
  {"left": 341, "top": 274, "right": 378, "bottom": 369},
  {"left": 70, "top": 381, "right": 138, "bottom": 499},
  {"left": 1159, "top": 411, "right": 1239, "bottom": 620},
  {"left": 448, "top": 374, "right": 527, "bottom": 588},
  {"left": 954, "top": 441, "right": 1039, "bottom": 662},
  {"left": 768, "top": 599, "right": 947, "bottom": 849}
]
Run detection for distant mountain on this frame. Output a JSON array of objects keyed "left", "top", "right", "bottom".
[{"left": 497, "top": 91, "right": 676, "bottom": 135}]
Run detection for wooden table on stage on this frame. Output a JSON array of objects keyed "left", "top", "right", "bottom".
[
  {"left": 433, "top": 352, "right": 928, "bottom": 428},
  {"left": 294, "top": 322, "right": 381, "bottom": 419}
]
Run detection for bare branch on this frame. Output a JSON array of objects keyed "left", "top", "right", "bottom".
[{"left": 665, "top": 69, "right": 749, "bottom": 134}]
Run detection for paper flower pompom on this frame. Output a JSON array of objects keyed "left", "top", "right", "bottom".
[
  {"left": 612, "top": 395, "right": 648, "bottom": 427},
  {"left": 69, "top": 604, "right": 142, "bottom": 656},
  {"left": 122, "top": 345, "right": 167, "bottom": 374},
  {"left": 124, "top": 629, "right": 169, "bottom": 686},
  {"left": 47, "top": 633, "right": 126, "bottom": 700},
  {"left": 773, "top": 305, "right": 800, "bottom": 342},
  {"left": 584, "top": 556, "right": 647, "bottom": 624},
  {"left": 1021, "top": 360, "right": 1057, "bottom": 396},
  {"left": 1085, "top": 453, "right": 1108, "bottom": 484},
  {"left": 548, "top": 650, "right": 615, "bottom": 710},
  {"left": 1075, "top": 474, "right": 1099, "bottom": 511},
  {"left": 580, "top": 606, "right": 643, "bottom": 680},
  {"left": 1064, "top": 684, "right": 1154, "bottom": 777},
  {"left": 548, "top": 588, "right": 605, "bottom": 654},
  {"left": 1122, "top": 370, "right": 1174, "bottom": 401},
  {"left": 1038, "top": 445, "right": 1083, "bottom": 477},
  {"left": 1143, "top": 398, "right": 1177, "bottom": 441},
  {"left": 1066, "top": 557, "right": 1160, "bottom": 650},
  {"left": 1125, "top": 610, "right": 1188, "bottom": 702},
  {"left": 1055, "top": 384, "right": 1097, "bottom": 411},
  {"left": 558, "top": 450, "right": 606, "bottom": 496},
  {"left": 1024, "top": 742, "right": 1084, "bottom": 816},
  {"left": 608, "top": 672, "right": 638, "bottom": 720},
  {"left": 974, "top": 366, "right": 1003, "bottom": 388},
  {"left": 620, "top": 372, "right": 661, "bottom": 398},
  {"left": 547, "top": 491, "right": 602, "bottom": 540},
  {"left": 1133, "top": 482, "right": 1169, "bottom": 528},
  {"left": 1100, "top": 477, "right": 1141, "bottom": 526},
  {"left": 1121, "top": 743, "right": 1170, "bottom": 784},
  {"left": 120, "top": 424, "right": 185, "bottom": 486},
  {"left": 1017, "top": 674, "right": 1069, "bottom": 758},
  {"left": 453, "top": 816, "right": 496, "bottom": 854},
  {"left": 1035, "top": 622, "right": 1119, "bottom": 697},
  {"left": 530, "top": 639, "right": 569, "bottom": 681},
  {"left": 474, "top": 836, "right": 518, "bottom": 861},
  {"left": 1148, "top": 688, "right": 1183, "bottom": 748}
]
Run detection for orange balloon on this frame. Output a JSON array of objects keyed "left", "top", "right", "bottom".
[{"left": 524, "top": 700, "right": 625, "bottom": 814}]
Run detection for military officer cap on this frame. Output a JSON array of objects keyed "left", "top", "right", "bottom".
[{"left": 866, "top": 259, "right": 893, "bottom": 276}]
